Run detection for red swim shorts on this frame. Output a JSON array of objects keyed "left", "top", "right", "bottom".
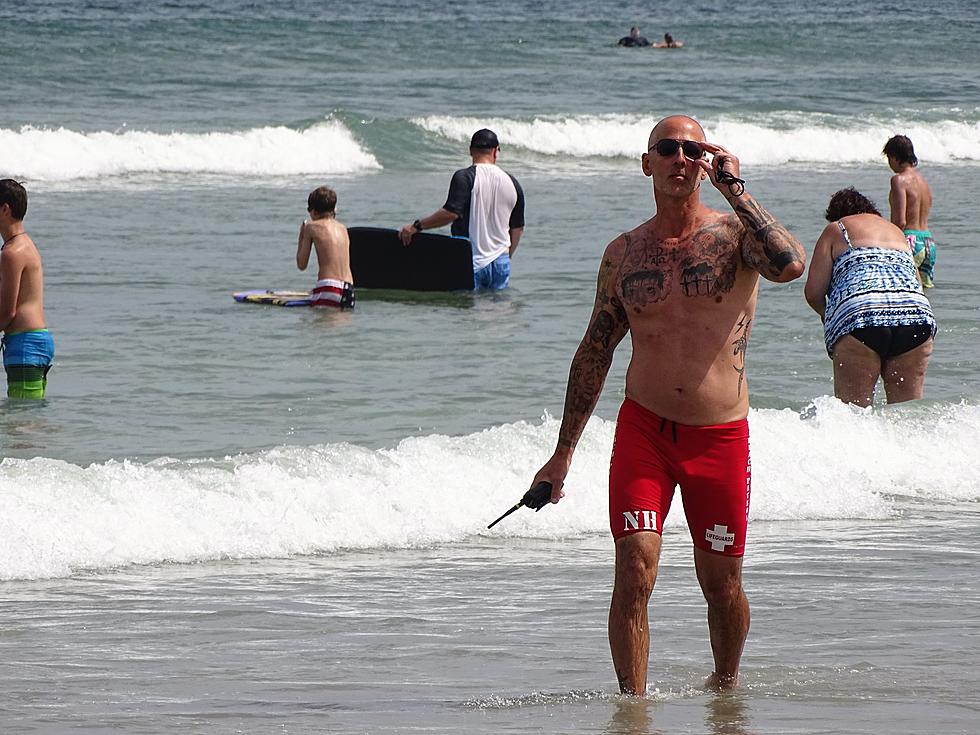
[{"left": 608, "top": 398, "right": 751, "bottom": 556}]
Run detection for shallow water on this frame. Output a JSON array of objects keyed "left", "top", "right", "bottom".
[{"left": 3, "top": 511, "right": 978, "bottom": 733}]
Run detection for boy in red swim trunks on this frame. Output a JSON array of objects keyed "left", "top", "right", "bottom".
[
  {"left": 297, "top": 186, "right": 355, "bottom": 309},
  {"left": 530, "top": 116, "right": 805, "bottom": 694}
]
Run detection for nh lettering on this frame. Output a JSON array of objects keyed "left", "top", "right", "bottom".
[{"left": 622, "top": 510, "right": 657, "bottom": 532}]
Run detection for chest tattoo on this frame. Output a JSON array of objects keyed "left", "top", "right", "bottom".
[
  {"left": 619, "top": 223, "right": 740, "bottom": 307},
  {"left": 622, "top": 268, "right": 671, "bottom": 306},
  {"left": 678, "top": 227, "right": 739, "bottom": 297},
  {"left": 619, "top": 245, "right": 672, "bottom": 308}
]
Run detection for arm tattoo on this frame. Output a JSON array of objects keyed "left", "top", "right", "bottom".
[
  {"left": 588, "top": 310, "right": 617, "bottom": 349},
  {"left": 733, "top": 195, "right": 805, "bottom": 278},
  {"left": 557, "top": 256, "right": 629, "bottom": 449}
]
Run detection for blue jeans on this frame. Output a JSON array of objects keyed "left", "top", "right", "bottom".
[{"left": 473, "top": 252, "right": 510, "bottom": 290}]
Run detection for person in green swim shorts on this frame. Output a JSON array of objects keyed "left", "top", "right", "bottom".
[
  {"left": 0, "top": 179, "right": 54, "bottom": 399},
  {"left": 884, "top": 135, "right": 936, "bottom": 287}
]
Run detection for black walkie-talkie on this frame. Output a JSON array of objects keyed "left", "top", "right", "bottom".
[{"left": 486, "top": 481, "right": 554, "bottom": 529}]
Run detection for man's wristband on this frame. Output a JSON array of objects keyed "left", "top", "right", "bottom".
[
  {"left": 412, "top": 219, "right": 424, "bottom": 232},
  {"left": 716, "top": 170, "right": 746, "bottom": 198}
]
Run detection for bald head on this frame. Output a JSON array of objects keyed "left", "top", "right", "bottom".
[{"left": 648, "top": 116, "right": 705, "bottom": 148}]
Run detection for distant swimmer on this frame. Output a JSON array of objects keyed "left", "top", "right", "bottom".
[
  {"left": 804, "top": 187, "right": 935, "bottom": 407},
  {"left": 528, "top": 115, "right": 805, "bottom": 694},
  {"left": 296, "top": 186, "right": 355, "bottom": 309},
  {"left": 0, "top": 179, "right": 54, "bottom": 399},
  {"left": 399, "top": 128, "right": 525, "bottom": 290},
  {"left": 883, "top": 135, "right": 936, "bottom": 287},
  {"left": 653, "top": 33, "right": 684, "bottom": 48},
  {"left": 617, "top": 27, "right": 651, "bottom": 47}
]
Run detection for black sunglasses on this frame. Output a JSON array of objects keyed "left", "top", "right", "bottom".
[{"left": 649, "top": 138, "right": 705, "bottom": 160}]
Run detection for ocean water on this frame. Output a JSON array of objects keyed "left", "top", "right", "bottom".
[{"left": 1, "top": 1, "right": 979, "bottom": 733}]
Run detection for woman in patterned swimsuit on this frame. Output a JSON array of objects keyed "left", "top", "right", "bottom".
[{"left": 804, "top": 187, "right": 936, "bottom": 407}]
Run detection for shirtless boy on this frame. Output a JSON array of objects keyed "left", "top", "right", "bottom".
[
  {"left": 530, "top": 116, "right": 805, "bottom": 694},
  {"left": 296, "top": 186, "right": 355, "bottom": 309},
  {"left": 884, "top": 135, "right": 936, "bottom": 287},
  {"left": 0, "top": 179, "right": 54, "bottom": 399}
]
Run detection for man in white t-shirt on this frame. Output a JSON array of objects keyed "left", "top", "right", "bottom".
[{"left": 399, "top": 129, "right": 525, "bottom": 289}]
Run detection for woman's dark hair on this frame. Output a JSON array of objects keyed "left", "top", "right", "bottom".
[
  {"left": 825, "top": 187, "right": 881, "bottom": 221},
  {"left": 882, "top": 135, "right": 918, "bottom": 166}
]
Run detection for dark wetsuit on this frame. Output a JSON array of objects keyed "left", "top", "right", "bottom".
[{"left": 618, "top": 35, "right": 650, "bottom": 47}]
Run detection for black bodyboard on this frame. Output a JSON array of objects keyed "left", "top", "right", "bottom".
[{"left": 349, "top": 227, "right": 474, "bottom": 291}]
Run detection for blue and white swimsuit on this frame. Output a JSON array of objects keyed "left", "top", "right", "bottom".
[{"left": 823, "top": 221, "right": 936, "bottom": 356}]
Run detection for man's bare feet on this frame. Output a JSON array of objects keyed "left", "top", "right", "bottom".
[{"left": 704, "top": 671, "right": 739, "bottom": 691}]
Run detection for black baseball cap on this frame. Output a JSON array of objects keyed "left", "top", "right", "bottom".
[{"left": 470, "top": 128, "right": 499, "bottom": 150}]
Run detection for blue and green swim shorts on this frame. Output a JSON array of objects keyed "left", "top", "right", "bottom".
[
  {"left": 905, "top": 229, "right": 936, "bottom": 288},
  {"left": 2, "top": 328, "right": 55, "bottom": 399}
]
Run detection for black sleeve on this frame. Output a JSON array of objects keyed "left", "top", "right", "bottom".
[
  {"left": 443, "top": 166, "right": 475, "bottom": 217},
  {"left": 508, "top": 174, "right": 525, "bottom": 229}
]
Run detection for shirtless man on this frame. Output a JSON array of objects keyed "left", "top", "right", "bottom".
[
  {"left": 0, "top": 179, "right": 54, "bottom": 399},
  {"left": 530, "top": 116, "right": 805, "bottom": 694},
  {"left": 883, "top": 135, "right": 935, "bottom": 287},
  {"left": 296, "top": 186, "right": 355, "bottom": 309}
]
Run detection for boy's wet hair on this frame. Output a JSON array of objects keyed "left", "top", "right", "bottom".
[
  {"left": 883, "top": 135, "right": 918, "bottom": 166},
  {"left": 307, "top": 186, "right": 337, "bottom": 214},
  {"left": 0, "top": 179, "right": 27, "bottom": 220}
]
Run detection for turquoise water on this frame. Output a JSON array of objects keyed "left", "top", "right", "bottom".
[{"left": 1, "top": 2, "right": 979, "bottom": 733}]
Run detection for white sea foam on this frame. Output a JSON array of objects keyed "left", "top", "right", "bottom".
[
  {"left": 414, "top": 114, "right": 980, "bottom": 165},
  {"left": 1, "top": 400, "right": 977, "bottom": 580},
  {"left": 0, "top": 120, "right": 381, "bottom": 181}
]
